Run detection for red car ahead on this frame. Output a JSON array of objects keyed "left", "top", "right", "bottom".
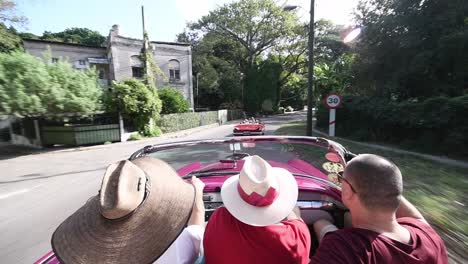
[{"left": 233, "top": 119, "right": 265, "bottom": 136}]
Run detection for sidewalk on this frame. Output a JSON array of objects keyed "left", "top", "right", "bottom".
[
  {"left": 313, "top": 129, "right": 468, "bottom": 169},
  {"left": 0, "top": 121, "right": 236, "bottom": 159}
]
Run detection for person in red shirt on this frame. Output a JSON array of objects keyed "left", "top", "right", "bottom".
[
  {"left": 203, "top": 155, "right": 311, "bottom": 264},
  {"left": 311, "top": 154, "right": 448, "bottom": 264}
]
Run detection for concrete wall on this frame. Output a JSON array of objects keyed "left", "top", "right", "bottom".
[{"left": 23, "top": 40, "right": 107, "bottom": 65}]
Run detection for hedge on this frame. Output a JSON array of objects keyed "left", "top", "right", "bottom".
[
  {"left": 317, "top": 95, "right": 468, "bottom": 158},
  {"left": 159, "top": 111, "right": 218, "bottom": 133}
]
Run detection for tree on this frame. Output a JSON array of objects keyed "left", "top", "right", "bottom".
[
  {"left": 353, "top": 0, "right": 468, "bottom": 99},
  {"left": 106, "top": 79, "right": 161, "bottom": 136},
  {"left": 159, "top": 87, "right": 190, "bottom": 114},
  {"left": 0, "top": 51, "right": 102, "bottom": 117},
  {"left": 191, "top": 0, "right": 298, "bottom": 72},
  {"left": 0, "top": 0, "right": 27, "bottom": 52},
  {"left": 40, "top": 28, "right": 106, "bottom": 47},
  {"left": 189, "top": 0, "right": 302, "bottom": 112}
]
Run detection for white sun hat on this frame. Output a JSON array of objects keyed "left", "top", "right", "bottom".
[{"left": 221, "top": 155, "right": 299, "bottom": 226}]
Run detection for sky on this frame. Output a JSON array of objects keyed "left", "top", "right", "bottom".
[{"left": 15, "top": 0, "right": 359, "bottom": 42}]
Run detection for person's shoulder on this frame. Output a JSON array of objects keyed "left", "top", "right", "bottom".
[
  {"left": 209, "top": 207, "right": 236, "bottom": 224},
  {"left": 397, "top": 217, "right": 436, "bottom": 234},
  {"left": 397, "top": 217, "right": 445, "bottom": 246}
]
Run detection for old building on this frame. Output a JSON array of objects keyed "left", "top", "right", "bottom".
[{"left": 22, "top": 25, "right": 194, "bottom": 108}]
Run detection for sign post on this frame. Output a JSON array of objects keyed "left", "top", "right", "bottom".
[{"left": 325, "top": 94, "right": 342, "bottom": 137}]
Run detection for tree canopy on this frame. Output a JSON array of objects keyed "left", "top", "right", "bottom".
[
  {"left": 353, "top": 0, "right": 468, "bottom": 99},
  {"left": 40, "top": 28, "right": 106, "bottom": 47},
  {"left": 0, "top": 51, "right": 102, "bottom": 117},
  {"left": 0, "top": 0, "right": 27, "bottom": 52}
]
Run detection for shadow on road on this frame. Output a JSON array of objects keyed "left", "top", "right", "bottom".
[{"left": 0, "top": 167, "right": 106, "bottom": 185}]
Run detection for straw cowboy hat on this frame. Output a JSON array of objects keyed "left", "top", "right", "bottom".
[
  {"left": 51, "top": 157, "right": 195, "bottom": 264},
  {"left": 221, "top": 155, "right": 298, "bottom": 226}
]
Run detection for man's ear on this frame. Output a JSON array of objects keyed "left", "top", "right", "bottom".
[{"left": 342, "top": 184, "right": 354, "bottom": 201}]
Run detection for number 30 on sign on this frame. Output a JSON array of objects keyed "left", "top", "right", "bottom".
[{"left": 325, "top": 94, "right": 342, "bottom": 109}]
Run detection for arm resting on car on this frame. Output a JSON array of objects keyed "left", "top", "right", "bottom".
[{"left": 395, "top": 196, "right": 427, "bottom": 224}]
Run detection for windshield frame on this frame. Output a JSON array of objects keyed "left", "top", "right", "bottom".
[{"left": 129, "top": 135, "right": 354, "bottom": 164}]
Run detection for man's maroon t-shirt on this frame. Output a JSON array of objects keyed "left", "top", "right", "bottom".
[
  {"left": 311, "top": 217, "right": 448, "bottom": 264},
  {"left": 203, "top": 207, "right": 311, "bottom": 264}
]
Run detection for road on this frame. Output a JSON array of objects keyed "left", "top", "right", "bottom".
[{"left": 0, "top": 112, "right": 305, "bottom": 263}]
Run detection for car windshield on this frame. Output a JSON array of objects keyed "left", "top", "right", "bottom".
[{"left": 140, "top": 137, "right": 345, "bottom": 184}]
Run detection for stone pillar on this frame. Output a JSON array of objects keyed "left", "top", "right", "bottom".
[
  {"left": 118, "top": 113, "right": 125, "bottom": 142},
  {"left": 33, "top": 119, "right": 42, "bottom": 146}
]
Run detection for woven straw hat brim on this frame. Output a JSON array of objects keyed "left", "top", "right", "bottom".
[
  {"left": 221, "top": 167, "right": 298, "bottom": 227},
  {"left": 51, "top": 158, "right": 195, "bottom": 264}
]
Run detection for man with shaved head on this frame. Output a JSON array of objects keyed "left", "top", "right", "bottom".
[{"left": 311, "top": 154, "right": 448, "bottom": 264}]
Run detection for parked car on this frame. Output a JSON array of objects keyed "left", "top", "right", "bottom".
[{"left": 35, "top": 136, "right": 356, "bottom": 263}]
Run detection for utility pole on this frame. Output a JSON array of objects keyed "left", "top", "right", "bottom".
[{"left": 306, "top": 0, "right": 315, "bottom": 136}]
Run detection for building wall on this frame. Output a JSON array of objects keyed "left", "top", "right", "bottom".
[
  {"left": 23, "top": 29, "right": 194, "bottom": 108},
  {"left": 23, "top": 40, "right": 110, "bottom": 85},
  {"left": 109, "top": 34, "right": 194, "bottom": 108},
  {"left": 23, "top": 40, "right": 107, "bottom": 66},
  {"left": 153, "top": 42, "right": 193, "bottom": 107}
]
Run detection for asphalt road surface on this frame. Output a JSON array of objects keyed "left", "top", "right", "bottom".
[{"left": 0, "top": 112, "right": 305, "bottom": 263}]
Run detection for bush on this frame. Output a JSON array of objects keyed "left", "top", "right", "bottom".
[
  {"left": 159, "top": 111, "right": 218, "bottom": 133},
  {"left": 316, "top": 95, "right": 468, "bottom": 158},
  {"left": 128, "top": 133, "right": 143, "bottom": 141},
  {"left": 159, "top": 87, "right": 190, "bottom": 114},
  {"left": 106, "top": 79, "right": 162, "bottom": 136},
  {"left": 0, "top": 51, "right": 102, "bottom": 117}
]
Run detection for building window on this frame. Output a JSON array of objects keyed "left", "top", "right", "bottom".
[
  {"left": 52, "top": 58, "right": 59, "bottom": 63},
  {"left": 79, "top": 60, "right": 86, "bottom": 65},
  {"left": 98, "top": 69, "right": 105, "bottom": 79},
  {"left": 132, "top": 67, "right": 144, "bottom": 78},
  {"left": 168, "top": 60, "right": 181, "bottom": 82}
]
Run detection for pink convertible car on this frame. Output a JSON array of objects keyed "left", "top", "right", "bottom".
[{"left": 35, "top": 136, "right": 355, "bottom": 263}]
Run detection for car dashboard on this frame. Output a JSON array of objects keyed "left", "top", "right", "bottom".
[{"left": 203, "top": 191, "right": 347, "bottom": 222}]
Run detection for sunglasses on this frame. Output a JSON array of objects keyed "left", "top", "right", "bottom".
[{"left": 337, "top": 172, "right": 357, "bottom": 193}]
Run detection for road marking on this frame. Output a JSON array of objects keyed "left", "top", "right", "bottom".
[{"left": 0, "top": 184, "right": 43, "bottom": 200}]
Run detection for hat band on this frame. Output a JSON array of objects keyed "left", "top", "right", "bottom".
[{"left": 237, "top": 183, "right": 279, "bottom": 207}]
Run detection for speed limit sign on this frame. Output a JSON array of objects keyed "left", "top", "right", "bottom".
[
  {"left": 325, "top": 93, "right": 342, "bottom": 137},
  {"left": 325, "top": 93, "right": 342, "bottom": 109}
]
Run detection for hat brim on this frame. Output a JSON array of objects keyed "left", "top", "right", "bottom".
[
  {"left": 221, "top": 167, "right": 298, "bottom": 227},
  {"left": 51, "top": 158, "right": 195, "bottom": 264}
]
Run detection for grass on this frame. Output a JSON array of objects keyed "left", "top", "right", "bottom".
[{"left": 276, "top": 122, "right": 468, "bottom": 255}]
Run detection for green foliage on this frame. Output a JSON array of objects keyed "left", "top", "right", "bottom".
[
  {"left": 0, "top": 23, "right": 21, "bottom": 52},
  {"left": 40, "top": 28, "right": 106, "bottom": 47},
  {"left": 316, "top": 95, "right": 468, "bottom": 158},
  {"left": 353, "top": 0, "right": 468, "bottom": 99},
  {"left": 187, "top": 0, "right": 303, "bottom": 110},
  {"left": 106, "top": 79, "right": 162, "bottom": 136},
  {"left": 159, "top": 87, "right": 190, "bottom": 114},
  {"left": 244, "top": 58, "right": 282, "bottom": 113},
  {"left": 128, "top": 133, "right": 143, "bottom": 141},
  {"left": 0, "top": 51, "right": 102, "bottom": 117},
  {"left": 280, "top": 73, "right": 307, "bottom": 110},
  {"left": 159, "top": 111, "right": 218, "bottom": 133},
  {"left": 314, "top": 53, "right": 357, "bottom": 99}
]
